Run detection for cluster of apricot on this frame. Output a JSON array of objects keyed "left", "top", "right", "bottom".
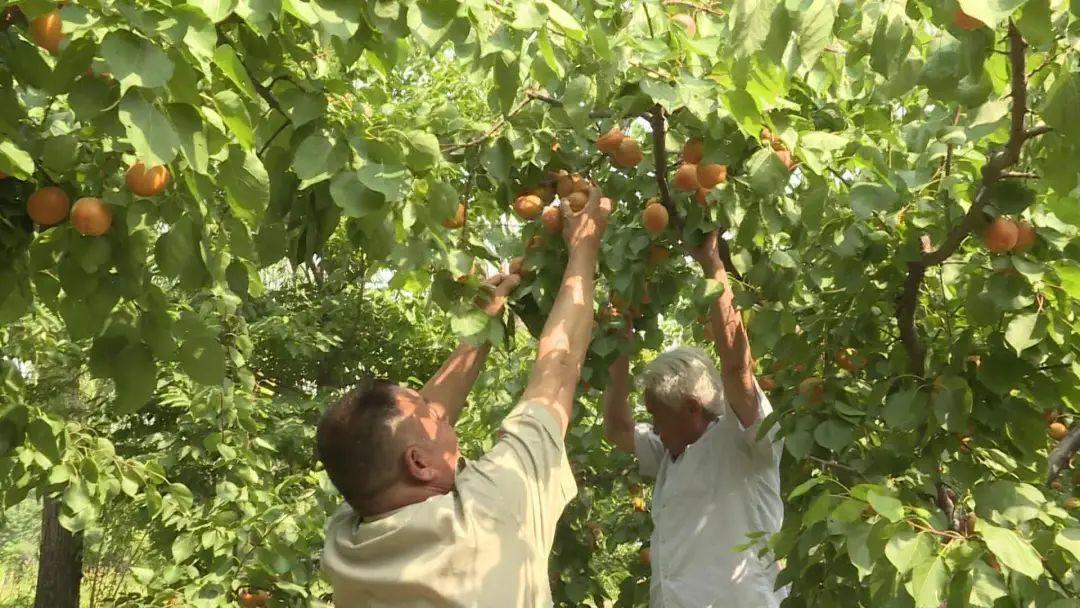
[
  {"left": 21, "top": 162, "right": 170, "bottom": 236},
  {"left": 983, "top": 217, "right": 1036, "bottom": 253},
  {"left": 596, "top": 128, "right": 644, "bottom": 168},
  {"left": 673, "top": 138, "right": 728, "bottom": 206}
]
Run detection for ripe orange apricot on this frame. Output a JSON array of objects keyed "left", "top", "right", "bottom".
[
  {"left": 954, "top": 8, "right": 983, "bottom": 30},
  {"left": 514, "top": 194, "right": 543, "bottom": 220},
  {"left": 639, "top": 547, "right": 651, "bottom": 566},
  {"left": 597, "top": 127, "right": 625, "bottom": 154},
  {"left": 509, "top": 256, "right": 525, "bottom": 276},
  {"left": 643, "top": 203, "right": 669, "bottom": 235},
  {"left": 572, "top": 175, "right": 591, "bottom": 194},
  {"left": 674, "top": 164, "right": 700, "bottom": 192},
  {"left": 836, "top": 348, "right": 867, "bottom": 373},
  {"left": 31, "top": 10, "right": 62, "bottom": 54},
  {"left": 1012, "top": 219, "right": 1035, "bottom": 252},
  {"left": 775, "top": 149, "right": 797, "bottom": 171},
  {"left": 613, "top": 138, "right": 643, "bottom": 167},
  {"left": 1050, "top": 422, "right": 1069, "bottom": 441},
  {"left": 672, "top": 13, "right": 696, "bottom": 36},
  {"left": 27, "top": 186, "right": 70, "bottom": 226},
  {"left": 125, "top": 162, "right": 171, "bottom": 197},
  {"left": 566, "top": 191, "right": 588, "bottom": 212},
  {"left": 0, "top": 170, "right": 8, "bottom": 179},
  {"left": 555, "top": 171, "right": 574, "bottom": 197},
  {"left": 983, "top": 217, "right": 1018, "bottom": 253},
  {"left": 1066, "top": 496, "right": 1080, "bottom": 510},
  {"left": 798, "top": 377, "right": 824, "bottom": 404},
  {"left": 541, "top": 205, "right": 563, "bottom": 233},
  {"left": 682, "top": 139, "right": 703, "bottom": 164},
  {"left": 70, "top": 197, "right": 112, "bottom": 236},
  {"left": 758, "top": 375, "right": 776, "bottom": 391},
  {"left": 694, "top": 188, "right": 709, "bottom": 206},
  {"left": 697, "top": 163, "right": 727, "bottom": 189},
  {"left": 647, "top": 245, "right": 670, "bottom": 264},
  {"left": 443, "top": 202, "right": 465, "bottom": 228}
]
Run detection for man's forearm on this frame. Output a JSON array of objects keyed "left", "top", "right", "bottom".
[
  {"left": 521, "top": 248, "right": 599, "bottom": 428},
  {"left": 602, "top": 352, "right": 635, "bottom": 452},
  {"left": 702, "top": 260, "right": 758, "bottom": 426},
  {"left": 420, "top": 341, "right": 494, "bottom": 423}
]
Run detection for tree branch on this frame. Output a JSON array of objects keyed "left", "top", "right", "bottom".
[
  {"left": 663, "top": 0, "right": 725, "bottom": 17},
  {"left": 1000, "top": 171, "right": 1039, "bottom": 179},
  {"left": 1047, "top": 425, "right": 1080, "bottom": 485},
  {"left": 648, "top": 104, "right": 681, "bottom": 231},
  {"left": 895, "top": 22, "right": 1044, "bottom": 377},
  {"left": 216, "top": 26, "right": 286, "bottom": 117}
]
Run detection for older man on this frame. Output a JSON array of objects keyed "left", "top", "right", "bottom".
[
  {"left": 602, "top": 230, "right": 786, "bottom": 608},
  {"left": 316, "top": 188, "right": 611, "bottom": 607}
]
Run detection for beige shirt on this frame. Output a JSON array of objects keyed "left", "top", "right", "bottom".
[
  {"left": 321, "top": 401, "right": 577, "bottom": 608},
  {"left": 634, "top": 382, "right": 787, "bottom": 608}
]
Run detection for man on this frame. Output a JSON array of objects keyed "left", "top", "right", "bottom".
[
  {"left": 316, "top": 187, "right": 612, "bottom": 607},
  {"left": 602, "top": 230, "right": 786, "bottom": 607}
]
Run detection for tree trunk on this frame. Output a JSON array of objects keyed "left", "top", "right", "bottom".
[{"left": 33, "top": 496, "right": 83, "bottom": 608}]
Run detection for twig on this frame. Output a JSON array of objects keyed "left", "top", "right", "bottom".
[
  {"left": 643, "top": 1, "right": 656, "bottom": 38},
  {"left": 648, "top": 104, "right": 681, "bottom": 230},
  {"left": 217, "top": 27, "right": 286, "bottom": 117},
  {"left": 1001, "top": 171, "right": 1039, "bottom": 179},
  {"left": 664, "top": 0, "right": 725, "bottom": 17},
  {"left": 257, "top": 120, "right": 291, "bottom": 158},
  {"left": 908, "top": 520, "right": 966, "bottom": 541}
]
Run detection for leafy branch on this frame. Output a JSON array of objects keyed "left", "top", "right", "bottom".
[{"left": 895, "top": 22, "right": 1051, "bottom": 376}]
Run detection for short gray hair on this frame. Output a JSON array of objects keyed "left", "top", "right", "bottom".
[{"left": 640, "top": 346, "right": 725, "bottom": 414}]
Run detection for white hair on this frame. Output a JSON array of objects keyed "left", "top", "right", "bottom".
[{"left": 640, "top": 347, "right": 725, "bottom": 414}]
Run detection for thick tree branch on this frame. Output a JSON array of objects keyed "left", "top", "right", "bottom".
[
  {"left": 1048, "top": 425, "right": 1080, "bottom": 485},
  {"left": 895, "top": 22, "right": 1048, "bottom": 376}
]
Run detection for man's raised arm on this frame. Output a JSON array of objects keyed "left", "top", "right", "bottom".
[
  {"left": 520, "top": 186, "right": 612, "bottom": 433},
  {"left": 421, "top": 272, "right": 521, "bottom": 423},
  {"left": 690, "top": 230, "right": 759, "bottom": 428}
]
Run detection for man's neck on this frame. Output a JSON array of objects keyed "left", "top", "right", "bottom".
[{"left": 360, "top": 483, "right": 451, "bottom": 520}]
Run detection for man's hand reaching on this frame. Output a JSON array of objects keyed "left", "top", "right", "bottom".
[{"left": 478, "top": 270, "right": 522, "bottom": 317}]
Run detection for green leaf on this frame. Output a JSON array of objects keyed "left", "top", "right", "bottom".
[
  {"left": 166, "top": 104, "right": 210, "bottom": 175},
  {"left": 969, "top": 559, "right": 1007, "bottom": 606},
  {"left": 540, "top": 0, "right": 585, "bottom": 40},
  {"left": 405, "top": 130, "right": 441, "bottom": 172},
  {"left": 213, "top": 90, "right": 254, "bottom": 150},
  {"left": 795, "top": 0, "right": 837, "bottom": 69},
  {"left": 850, "top": 183, "right": 900, "bottom": 218},
  {"left": 883, "top": 389, "right": 927, "bottom": 430},
  {"left": 1043, "top": 71, "right": 1080, "bottom": 141},
  {"left": 330, "top": 171, "right": 386, "bottom": 218},
  {"left": 731, "top": 0, "right": 782, "bottom": 59},
  {"left": 745, "top": 148, "right": 789, "bottom": 198},
  {"left": 885, "top": 529, "right": 935, "bottom": 574},
  {"left": 355, "top": 164, "right": 410, "bottom": 202},
  {"left": 63, "top": 481, "right": 93, "bottom": 514},
  {"left": 178, "top": 337, "right": 226, "bottom": 386},
  {"left": 909, "top": 554, "right": 949, "bottom": 608},
  {"left": 813, "top": 420, "right": 854, "bottom": 452},
  {"left": 118, "top": 92, "right": 181, "bottom": 166},
  {"left": 191, "top": 0, "right": 239, "bottom": 22},
  {"left": 172, "top": 532, "right": 196, "bottom": 562},
  {"left": 100, "top": 30, "right": 174, "bottom": 92},
  {"left": 113, "top": 342, "right": 157, "bottom": 414},
  {"left": 293, "top": 134, "right": 348, "bottom": 186},
  {"left": 1052, "top": 262, "right": 1080, "bottom": 298},
  {"left": 867, "top": 488, "right": 904, "bottom": 523},
  {"left": 977, "top": 520, "right": 1043, "bottom": 579},
  {"left": 1055, "top": 528, "right": 1080, "bottom": 561},
  {"left": 1016, "top": 0, "right": 1053, "bottom": 46},
  {"left": 212, "top": 44, "right": 257, "bottom": 100},
  {"left": 957, "top": 0, "right": 1032, "bottom": 28},
  {"left": 0, "top": 141, "right": 35, "bottom": 178},
  {"left": 220, "top": 147, "right": 269, "bottom": 223},
  {"left": 1004, "top": 312, "right": 1040, "bottom": 354}
]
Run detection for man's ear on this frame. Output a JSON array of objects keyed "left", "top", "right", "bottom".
[
  {"left": 403, "top": 445, "right": 436, "bottom": 482},
  {"left": 685, "top": 396, "right": 704, "bottom": 416}
]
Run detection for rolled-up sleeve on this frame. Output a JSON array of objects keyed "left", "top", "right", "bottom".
[
  {"left": 457, "top": 402, "right": 577, "bottom": 544},
  {"left": 634, "top": 423, "right": 665, "bottom": 478},
  {"left": 722, "top": 380, "right": 782, "bottom": 462}
]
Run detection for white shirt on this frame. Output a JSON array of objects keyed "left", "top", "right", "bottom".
[
  {"left": 322, "top": 402, "right": 577, "bottom": 607},
  {"left": 634, "top": 384, "right": 787, "bottom": 608}
]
